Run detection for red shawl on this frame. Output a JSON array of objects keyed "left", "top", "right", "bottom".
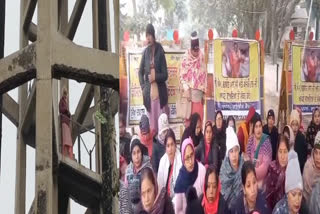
[{"left": 202, "top": 180, "right": 221, "bottom": 214}]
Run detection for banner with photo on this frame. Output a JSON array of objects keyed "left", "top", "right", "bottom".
[
  {"left": 214, "top": 39, "right": 261, "bottom": 120},
  {"left": 292, "top": 44, "right": 320, "bottom": 113},
  {"left": 128, "top": 51, "right": 185, "bottom": 124}
]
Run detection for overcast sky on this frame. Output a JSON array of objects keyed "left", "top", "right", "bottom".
[{"left": 0, "top": 1, "right": 118, "bottom": 213}]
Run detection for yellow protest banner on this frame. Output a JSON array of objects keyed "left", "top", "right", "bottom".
[
  {"left": 292, "top": 44, "right": 320, "bottom": 113},
  {"left": 214, "top": 39, "right": 261, "bottom": 119}
]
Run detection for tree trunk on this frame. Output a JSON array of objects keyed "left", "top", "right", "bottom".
[
  {"left": 273, "top": 31, "right": 283, "bottom": 64},
  {"left": 271, "top": 23, "right": 278, "bottom": 64},
  {"left": 316, "top": 17, "right": 319, "bottom": 40},
  {"left": 132, "top": 0, "right": 137, "bottom": 16},
  {"left": 265, "top": 17, "right": 272, "bottom": 54}
]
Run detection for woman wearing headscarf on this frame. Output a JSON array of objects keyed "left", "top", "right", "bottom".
[
  {"left": 139, "top": 114, "right": 154, "bottom": 157},
  {"left": 302, "top": 131, "right": 320, "bottom": 204},
  {"left": 59, "top": 88, "right": 73, "bottom": 158},
  {"left": 136, "top": 167, "right": 174, "bottom": 214},
  {"left": 174, "top": 137, "right": 206, "bottom": 214},
  {"left": 237, "top": 106, "right": 256, "bottom": 153},
  {"left": 272, "top": 150, "right": 307, "bottom": 214},
  {"left": 290, "top": 109, "right": 308, "bottom": 173},
  {"left": 120, "top": 156, "right": 133, "bottom": 214},
  {"left": 282, "top": 125, "right": 295, "bottom": 149},
  {"left": 306, "top": 107, "right": 320, "bottom": 155},
  {"left": 180, "top": 31, "right": 207, "bottom": 123},
  {"left": 213, "top": 110, "right": 227, "bottom": 172},
  {"left": 295, "top": 107, "right": 305, "bottom": 133},
  {"left": 120, "top": 114, "right": 132, "bottom": 164},
  {"left": 198, "top": 166, "right": 229, "bottom": 214},
  {"left": 195, "top": 121, "right": 219, "bottom": 168},
  {"left": 220, "top": 127, "right": 245, "bottom": 210},
  {"left": 139, "top": 23, "right": 169, "bottom": 134},
  {"left": 246, "top": 114, "right": 272, "bottom": 189},
  {"left": 227, "top": 116, "right": 236, "bottom": 133},
  {"left": 181, "top": 113, "right": 204, "bottom": 148},
  {"left": 230, "top": 161, "right": 271, "bottom": 214},
  {"left": 125, "top": 138, "right": 152, "bottom": 211},
  {"left": 152, "top": 113, "right": 170, "bottom": 175},
  {"left": 309, "top": 181, "right": 320, "bottom": 214},
  {"left": 263, "top": 135, "right": 289, "bottom": 209},
  {"left": 157, "top": 128, "right": 182, "bottom": 200}
]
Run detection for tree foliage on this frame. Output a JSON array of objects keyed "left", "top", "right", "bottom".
[
  {"left": 189, "top": 0, "right": 300, "bottom": 63},
  {"left": 122, "top": 0, "right": 301, "bottom": 63},
  {"left": 121, "top": 0, "right": 187, "bottom": 40}
]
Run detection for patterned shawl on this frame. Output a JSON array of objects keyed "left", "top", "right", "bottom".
[
  {"left": 264, "top": 160, "right": 286, "bottom": 209},
  {"left": 219, "top": 155, "right": 244, "bottom": 210},
  {"left": 180, "top": 49, "right": 207, "bottom": 92}
]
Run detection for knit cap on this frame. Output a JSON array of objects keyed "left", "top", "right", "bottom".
[
  {"left": 139, "top": 114, "right": 150, "bottom": 133},
  {"left": 190, "top": 31, "right": 199, "bottom": 50},
  {"left": 267, "top": 109, "right": 275, "bottom": 119},
  {"left": 130, "top": 135, "right": 141, "bottom": 154},
  {"left": 290, "top": 109, "right": 300, "bottom": 125},
  {"left": 285, "top": 150, "right": 303, "bottom": 193},
  {"left": 146, "top": 23, "right": 155, "bottom": 39},
  {"left": 158, "top": 113, "right": 169, "bottom": 135},
  {"left": 314, "top": 131, "right": 320, "bottom": 150},
  {"left": 226, "top": 126, "right": 240, "bottom": 157}
]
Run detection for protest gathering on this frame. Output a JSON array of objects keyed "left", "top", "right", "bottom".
[{"left": 118, "top": 23, "right": 320, "bottom": 214}]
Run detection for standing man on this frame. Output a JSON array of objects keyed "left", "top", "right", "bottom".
[
  {"left": 139, "top": 23, "right": 169, "bottom": 134},
  {"left": 263, "top": 109, "right": 279, "bottom": 161}
]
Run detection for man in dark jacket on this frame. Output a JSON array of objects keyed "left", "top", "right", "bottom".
[
  {"left": 263, "top": 109, "right": 279, "bottom": 161},
  {"left": 139, "top": 23, "right": 169, "bottom": 134}
]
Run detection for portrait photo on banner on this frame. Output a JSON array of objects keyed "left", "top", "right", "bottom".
[
  {"left": 222, "top": 40, "right": 250, "bottom": 78},
  {"left": 301, "top": 47, "right": 320, "bottom": 83}
]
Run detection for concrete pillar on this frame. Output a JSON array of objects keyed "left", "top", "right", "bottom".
[
  {"left": 14, "top": 0, "right": 29, "bottom": 213},
  {"left": 92, "top": 0, "right": 102, "bottom": 176},
  {"left": 34, "top": 0, "right": 58, "bottom": 213},
  {"left": 58, "top": 0, "right": 69, "bottom": 100},
  {"left": 15, "top": 85, "right": 28, "bottom": 214}
]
